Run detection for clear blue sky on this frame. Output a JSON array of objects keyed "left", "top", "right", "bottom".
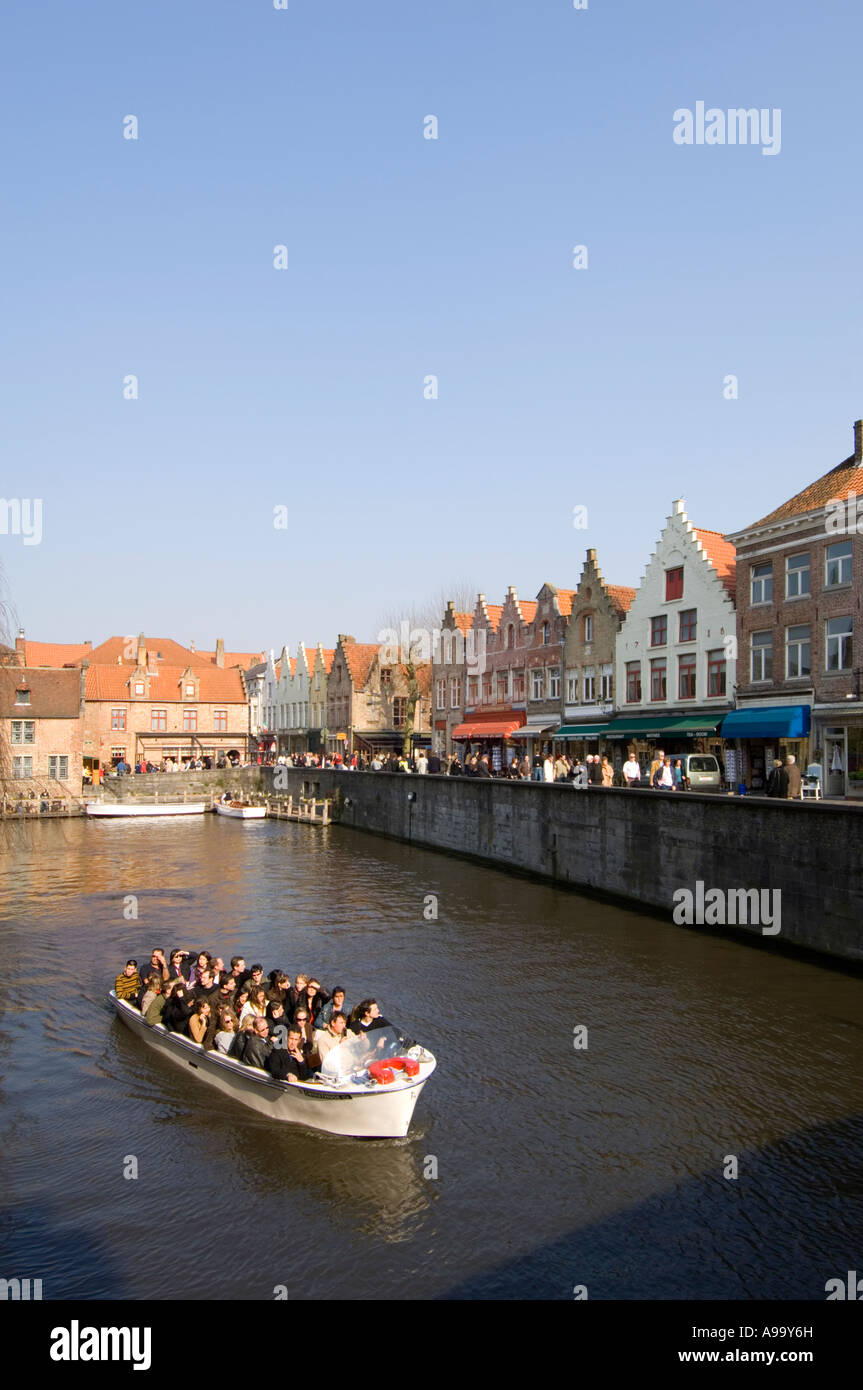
[{"left": 2, "top": 0, "right": 862, "bottom": 652}]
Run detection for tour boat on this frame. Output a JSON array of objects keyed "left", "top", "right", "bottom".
[
  {"left": 85, "top": 801, "right": 207, "bottom": 817},
  {"left": 108, "top": 991, "right": 436, "bottom": 1138},
  {"left": 214, "top": 801, "right": 267, "bottom": 819}
]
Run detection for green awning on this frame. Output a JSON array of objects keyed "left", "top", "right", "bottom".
[
  {"left": 605, "top": 714, "right": 725, "bottom": 738},
  {"left": 555, "top": 723, "right": 611, "bottom": 738}
]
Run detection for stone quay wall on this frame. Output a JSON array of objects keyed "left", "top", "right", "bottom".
[{"left": 260, "top": 767, "right": 863, "bottom": 964}]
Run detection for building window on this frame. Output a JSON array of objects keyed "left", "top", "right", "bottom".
[
  {"left": 582, "top": 668, "right": 595, "bottom": 702},
  {"left": 507, "top": 624, "right": 515, "bottom": 649},
  {"left": 665, "top": 567, "right": 683, "bottom": 601},
  {"left": 566, "top": 670, "right": 578, "bottom": 704},
  {"left": 133, "top": 681, "right": 144, "bottom": 696},
  {"left": 467, "top": 675, "right": 478, "bottom": 705},
  {"left": 436, "top": 679, "right": 446, "bottom": 709},
  {"left": 548, "top": 667, "right": 561, "bottom": 699},
  {"left": 393, "top": 697, "right": 406, "bottom": 728},
  {"left": 184, "top": 683, "right": 195, "bottom": 698},
  {"left": 751, "top": 563, "right": 773, "bottom": 604},
  {"left": 786, "top": 625, "right": 811, "bottom": 679},
  {"left": 531, "top": 669, "right": 544, "bottom": 700},
  {"left": 48, "top": 755, "right": 68, "bottom": 780},
  {"left": 707, "top": 649, "right": 727, "bottom": 697},
  {"left": 825, "top": 540, "right": 852, "bottom": 587},
  {"left": 151, "top": 709, "right": 167, "bottom": 732},
  {"left": 481, "top": 676, "right": 492, "bottom": 703},
  {"left": 12, "top": 756, "right": 33, "bottom": 778},
  {"left": 679, "top": 608, "right": 697, "bottom": 643},
  {"left": 751, "top": 631, "right": 773, "bottom": 681},
  {"left": 786, "top": 552, "right": 810, "bottom": 599},
  {"left": 182, "top": 709, "right": 197, "bottom": 732},
  {"left": 513, "top": 671, "right": 525, "bottom": 701},
  {"left": 15, "top": 688, "right": 30, "bottom": 705},
  {"left": 650, "top": 615, "right": 667, "bottom": 646},
  {"left": 10, "top": 720, "right": 35, "bottom": 744},
  {"left": 650, "top": 658, "right": 667, "bottom": 702},
  {"left": 497, "top": 672, "right": 509, "bottom": 702},
  {"left": 450, "top": 677, "right": 462, "bottom": 708},
  {"left": 826, "top": 616, "right": 852, "bottom": 671},
  {"left": 625, "top": 661, "right": 641, "bottom": 703},
  {"left": 111, "top": 708, "right": 127, "bottom": 730},
  {"left": 600, "top": 667, "right": 613, "bottom": 702},
  {"left": 583, "top": 614, "right": 594, "bottom": 643},
  {"left": 380, "top": 668, "right": 392, "bottom": 687},
  {"left": 541, "top": 622, "right": 551, "bottom": 646},
  {"left": 678, "top": 655, "right": 696, "bottom": 699}
]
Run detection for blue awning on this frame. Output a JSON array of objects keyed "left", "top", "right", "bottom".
[{"left": 720, "top": 705, "right": 811, "bottom": 739}]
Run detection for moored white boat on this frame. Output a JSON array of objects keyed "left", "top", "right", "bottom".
[
  {"left": 214, "top": 801, "right": 267, "bottom": 819},
  {"left": 109, "top": 991, "right": 436, "bottom": 1138},
  {"left": 86, "top": 800, "right": 207, "bottom": 817}
]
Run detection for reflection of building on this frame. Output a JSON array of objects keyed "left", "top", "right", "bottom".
[
  {"left": 612, "top": 500, "right": 736, "bottom": 766},
  {"left": 82, "top": 635, "right": 254, "bottom": 771},
  {"left": 556, "top": 550, "right": 635, "bottom": 763},
  {"left": 726, "top": 418, "right": 863, "bottom": 797},
  {"left": 0, "top": 656, "right": 84, "bottom": 795},
  {"left": 327, "top": 635, "right": 431, "bottom": 755}
]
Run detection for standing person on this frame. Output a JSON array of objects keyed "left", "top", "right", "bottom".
[
  {"left": 588, "top": 755, "right": 603, "bottom": 786},
  {"left": 542, "top": 753, "right": 554, "bottom": 783},
  {"left": 415, "top": 750, "right": 428, "bottom": 775},
  {"left": 785, "top": 755, "right": 802, "bottom": 799},
  {"left": 475, "top": 754, "right": 492, "bottom": 778},
  {"left": 554, "top": 752, "right": 569, "bottom": 783},
  {"left": 601, "top": 755, "right": 614, "bottom": 787},
  {"left": 648, "top": 749, "right": 665, "bottom": 785},
  {"left": 653, "top": 756, "right": 675, "bottom": 790},
  {"left": 672, "top": 758, "right": 685, "bottom": 790},
  {"left": 448, "top": 753, "right": 463, "bottom": 776},
  {"left": 767, "top": 760, "right": 789, "bottom": 798},
  {"left": 623, "top": 752, "right": 641, "bottom": 786},
  {"left": 427, "top": 749, "right": 441, "bottom": 774}
]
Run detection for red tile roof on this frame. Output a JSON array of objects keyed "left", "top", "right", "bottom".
[
  {"left": 84, "top": 664, "right": 247, "bottom": 703},
  {"left": 85, "top": 637, "right": 263, "bottom": 669},
  {"left": 518, "top": 600, "right": 537, "bottom": 623},
  {"left": 341, "top": 642, "right": 380, "bottom": 689},
  {"left": 23, "top": 641, "right": 92, "bottom": 667},
  {"left": 748, "top": 455, "right": 863, "bottom": 528},
  {"left": 485, "top": 604, "right": 503, "bottom": 630},
  {"left": 604, "top": 584, "right": 636, "bottom": 616},
  {"left": 555, "top": 589, "right": 576, "bottom": 616},
  {"left": 0, "top": 667, "right": 81, "bottom": 718},
  {"left": 693, "top": 528, "right": 737, "bottom": 598},
  {"left": 453, "top": 612, "right": 473, "bottom": 635},
  {"left": 320, "top": 648, "right": 335, "bottom": 674}
]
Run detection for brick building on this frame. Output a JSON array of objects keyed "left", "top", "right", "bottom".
[
  {"left": 430, "top": 601, "right": 473, "bottom": 757},
  {"left": 0, "top": 663, "right": 84, "bottom": 795},
  {"left": 327, "top": 635, "right": 431, "bottom": 756},
  {"left": 557, "top": 550, "right": 635, "bottom": 761},
  {"left": 725, "top": 418, "right": 863, "bottom": 797}
]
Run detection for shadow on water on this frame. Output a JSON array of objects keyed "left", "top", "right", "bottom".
[
  {"left": 0, "top": 1204, "right": 131, "bottom": 1300},
  {"left": 439, "top": 1113, "right": 863, "bottom": 1300}
]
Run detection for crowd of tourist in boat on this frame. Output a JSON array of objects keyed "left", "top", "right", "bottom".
[{"left": 113, "top": 950, "right": 389, "bottom": 1083}]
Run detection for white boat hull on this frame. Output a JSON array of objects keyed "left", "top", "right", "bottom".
[
  {"left": 86, "top": 801, "right": 207, "bottom": 817},
  {"left": 214, "top": 802, "right": 267, "bottom": 819},
  {"left": 109, "top": 993, "right": 435, "bottom": 1138}
]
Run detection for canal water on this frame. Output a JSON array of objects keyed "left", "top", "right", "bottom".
[{"left": 1, "top": 815, "right": 861, "bottom": 1301}]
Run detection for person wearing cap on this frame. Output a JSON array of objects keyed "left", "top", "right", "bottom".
[{"left": 115, "top": 960, "right": 141, "bottom": 1001}]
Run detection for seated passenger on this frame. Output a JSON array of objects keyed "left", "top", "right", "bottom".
[
  {"left": 188, "top": 1000, "right": 212, "bottom": 1044},
  {"left": 296, "top": 978, "right": 328, "bottom": 1024},
  {"left": 241, "top": 1017, "right": 273, "bottom": 1071},
  {"left": 292, "top": 1007, "right": 315, "bottom": 1053},
  {"left": 145, "top": 980, "right": 172, "bottom": 1026},
  {"left": 214, "top": 976, "right": 237, "bottom": 1013},
  {"left": 313, "top": 1010, "right": 348, "bottom": 1065},
  {"left": 188, "top": 951, "right": 213, "bottom": 987},
  {"left": 229, "top": 956, "right": 248, "bottom": 987},
  {"left": 348, "top": 999, "right": 390, "bottom": 1035},
  {"left": 211, "top": 957, "right": 227, "bottom": 984},
  {"left": 288, "top": 973, "right": 309, "bottom": 1014},
  {"left": 162, "top": 982, "right": 194, "bottom": 1034},
  {"left": 233, "top": 987, "right": 251, "bottom": 1021},
  {"left": 266, "top": 1028, "right": 311, "bottom": 1083},
  {"left": 139, "top": 974, "right": 163, "bottom": 1018},
  {"left": 145, "top": 949, "right": 170, "bottom": 984},
  {"left": 193, "top": 969, "right": 220, "bottom": 1004},
  {"left": 214, "top": 1010, "right": 239, "bottom": 1056},
  {"left": 245, "top": 964, "right": 266, "bottom": 996},
  {"left": 115, "top": 960, "right": 141, "bottom": 1002},
  {"left": 241, "top": 986, "right": 269, "bottom": 1025},
  {"left": 266, "top": 1000, "right": 288, "bottom": 1033},
  {"left": 267, "top": 971, "right": 291, "bottom": 1007},
  {"left": 316, "top": 987, "right": 347, "bottom": 1029},
  {"left": 167, "top": 949, "right": 190, "bottom": 981}
]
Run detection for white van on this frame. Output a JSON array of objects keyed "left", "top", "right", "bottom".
[{"left": 682, "top": 753, "right": 722, "bottom": 791}]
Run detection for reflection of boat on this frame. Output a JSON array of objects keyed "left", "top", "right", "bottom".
[
  {"left": 86, "top": 801, "right": 206, "bottom": 817},
  {"left": 214, "top": 801, "right": 267, "bottom": 820},
  {"left": 109, "top": 992, "right": 436, "bottom": 1138}
]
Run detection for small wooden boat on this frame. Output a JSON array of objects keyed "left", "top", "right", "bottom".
[
  {"left": 109, "top": 992, "right": 436, "bottom": 1137},
  {"left": 85, "top": 800, "right": 207, "bottom": 817},
  {"left": 214, "top": 801, "right": 267, "bottom": 819}
]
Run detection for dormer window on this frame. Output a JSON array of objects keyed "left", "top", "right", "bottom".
[
  {"left": 15, "top": 687, "right": 30, "bottom": 705},
  {"left": 184, "top": 683, "right": 195, "bottom": 698},
  {"left": 381, "top": 668, "right": 392, "bottom": 687}
]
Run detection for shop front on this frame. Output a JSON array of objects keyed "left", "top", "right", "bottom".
[
  {"left": 450, "top": 711, "right": 525, "bottom": 772},
  {"left": 553, "top": 721, "right": 613, "bottom": 766},
  {"left": 718, "top": 703, "right": 811, "bottom": 793},
  {"left": 603, "top": 712, "right": 726, "bottom": 778},
  {"left": 507, "top": 717, "right": 557, "bottom": 767},
  {"left": 811, "top": 703, "right": 863, "bottom": 799}
]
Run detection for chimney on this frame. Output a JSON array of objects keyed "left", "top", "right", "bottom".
[
  {"left": 189, "top": 638, "right": 195, "bottom": 654},
  {"left": 672, "top": 499, "right": 685, "bottom": 516},
  {"left": 587, "top": 548, "right": 596, "bottom": 562},
  {"left": 137, "top": 632, "right": 146, "bottom": 668},
  {"left": 854, "top": 420, "right": 862, "bottom": 460},
  {"left": 338, "top": 634, "right": 355, "bottom": 645},
  {"left": 15, "top": 629, "right": 25, "bottom": 667},
  {"left": 215, "top": 638, "right": 224, "bottom": 668}
]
